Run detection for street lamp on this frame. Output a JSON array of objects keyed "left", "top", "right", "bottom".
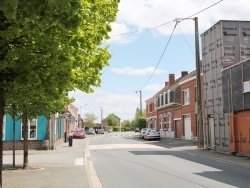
[
  {"left": 100, "top": 107, "right": 103, "bottom": 129},
  {"left": 83, "top": 103, "right": 104, "bottom": 129},
  {"left": 135, "top": 91, "right": 142, "bottom": 117},
  {"left": 64, "top": 111, "right": 71, "bottom": 143}
]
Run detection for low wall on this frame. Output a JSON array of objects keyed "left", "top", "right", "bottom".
[{"left": 3, "top": 140, "right": 50, "bottom": 150}]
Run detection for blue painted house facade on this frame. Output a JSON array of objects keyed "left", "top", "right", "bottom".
[{"left": 3, "top": 114, "right": 66, "bottom": 150}]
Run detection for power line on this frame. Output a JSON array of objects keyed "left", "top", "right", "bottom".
[
  {"left": 140, "top": 22, "right": 178, "bottom": 91},
  {"left": 110, "top": 0, "right": 223, "bottom": 39},
  {"left": 178, "top": 24, "right": 195, "bottom": 56},
  {"left": 180, "top": 0, "right": 223, "bottom": 22},
  {"left": 110, "top": 20, "right": 174, "bottom": 38}
]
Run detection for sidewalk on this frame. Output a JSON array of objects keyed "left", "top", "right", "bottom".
[
  {"left": 3, "top": 140, "right": 91, "bottom": 188},
  {"left": 154, "top": 138, "right": 250, "bottom": 168}
]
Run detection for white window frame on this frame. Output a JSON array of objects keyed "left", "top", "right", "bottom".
[
  {"left": 183, "top": 88, "right": 190, "bottom": 105},
  {"left": 163, "top": 92, "right": 166, "bottom": 105},
  {"left": 3, "top": 115, "right": 6, "bottom": 141},
  {"left": 21, "top": 118, "right": 38, "bottom": 140},
  {"left": 168, "top": 90, "right": 171, "bottom": 104}
]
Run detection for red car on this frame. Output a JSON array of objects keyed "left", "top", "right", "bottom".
[{"left": 73, "top": 128, "right": 86, "bottom": 139}]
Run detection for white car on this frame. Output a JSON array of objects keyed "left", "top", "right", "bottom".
[
  {"left": 144, "top": 129, "right": 160, "bottom": 140},
  {"left": 139, "top": 128, "right": 148, "bottom": 139}
]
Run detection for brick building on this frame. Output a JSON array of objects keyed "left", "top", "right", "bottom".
[{"left": 146, "top": 70, "right": 200, "bottom": 140}]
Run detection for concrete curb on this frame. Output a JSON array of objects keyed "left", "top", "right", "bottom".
[{"left": 85, "top": 138, "right": 103, "bottom": 188}]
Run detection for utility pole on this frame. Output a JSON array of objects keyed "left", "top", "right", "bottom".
[
  {"left": 194, "top": 17, "right": 204, "bottom": 148},
  {"left": 100, "top": 107, "right": 103, "bottom": 129},
  {"left": 135, "top": 91, "right": 142, "bottom": 117},
  {"left": 12, "top": 104, "right": 16, "bottom": 167}
]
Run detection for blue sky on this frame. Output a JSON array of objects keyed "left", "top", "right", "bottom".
[{"left": 69, "top": 0, "right": 249, "bottom": 123}]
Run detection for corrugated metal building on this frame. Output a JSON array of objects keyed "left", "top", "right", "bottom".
[{"left": 201, "top": 20, "right": 250, "bottom": 152}]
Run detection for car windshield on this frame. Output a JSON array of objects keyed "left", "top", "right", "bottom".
[{"left": 75, "top": 129, "right": 84, "bottom": 132}]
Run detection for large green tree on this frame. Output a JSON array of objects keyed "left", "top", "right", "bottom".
[
  {"left": 106, "top": 114, "right": 119, "bottom": 127},
  {"left": 0, "top": 0, "right": 119, "bottom": 186}
]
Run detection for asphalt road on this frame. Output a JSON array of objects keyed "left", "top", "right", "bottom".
[
  {"left": 2, "top": 132, "right": 250, "bottom": 188},
  {"left": 89, "top": 132, "right": 250, "bottom": 188}
]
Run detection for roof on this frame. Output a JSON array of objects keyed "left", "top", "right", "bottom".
[{"left": 145, "top": 70, "right": 197, "bottom": 101}]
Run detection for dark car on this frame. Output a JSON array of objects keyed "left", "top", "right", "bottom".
[
  {"left": 73, "top": 128, "right": 86, "bottom": 139},
  {"left": 135, "top": 128, "right": 140, "bottom": 133}
]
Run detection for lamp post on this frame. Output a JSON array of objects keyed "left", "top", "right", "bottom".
[
  {"left": 83, "top": 103, "right": 103, "bottom": 130},
  {"left": 135, "top": 91, "right": 142, "bottom": 117},
  {"left": 64, "top": 111, "right": 71, "bottom": 143},
  {"left": 100, "top": 107, "right": 103, "bottom": 129}
]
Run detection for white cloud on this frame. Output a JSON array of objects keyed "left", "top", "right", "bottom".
[
  {"left": 144, "top": 83, "right": 164, "bottom": 92},
  {"left": 69, "top": 89, "right": 142, "bottom": 122},
  {"left": 109, "top": 0, "right": 250, "bottom": 43},
  {"left": 107, "top": 22, "right": 137, "bottom": 44},
  {"left": 111, "top": 66, "right": 166, "bottom": 76}
]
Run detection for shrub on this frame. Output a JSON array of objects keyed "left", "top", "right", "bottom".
[{"left": 113, "top": 126, "right": 120, "bottom": 131}]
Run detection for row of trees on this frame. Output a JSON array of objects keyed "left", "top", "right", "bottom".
[
  {"left": 0, "top": 0, "right": 119, "bottom": 187},
  {"left": 82, "top": 107, "right": 146, "bottom": 131}
]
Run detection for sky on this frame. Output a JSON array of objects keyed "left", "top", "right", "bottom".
[{"left": 69, "top": 0, "right": 249, "bottom": 123}]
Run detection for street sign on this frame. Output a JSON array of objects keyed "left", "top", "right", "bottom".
[{"left": 243, "top": 81, "right": 250, "bottom": 93}]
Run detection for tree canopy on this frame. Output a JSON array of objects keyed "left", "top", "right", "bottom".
[
  {"left": 0, "top": 0, "right": 120, "bottom": 184},
  {"left": 83, "top": 112, "right": 98, "bottom": 127},
  {"left": 106, "top": 114, "right": 119, "bottom": 127}
]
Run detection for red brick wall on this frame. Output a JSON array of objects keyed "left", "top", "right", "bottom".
[
  {"left": 3, "top": 137, "right": 65, "bottom": 150},
  {"left": 180, "top": 78, "right": 197, "bottom": 137},
  {"left": 157, "top": 106, "right": 173, "bottom": 130},
  {"left": 3, "top": 140, "right": 49, "bottom": 150}
]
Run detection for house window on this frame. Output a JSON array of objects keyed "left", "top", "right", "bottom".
[
  {"left": 21, "top": 118, "right": 37, "bottom": 140},
  {"left": 160, "top": 94, "right": 163, "bottom": 106},
  {"left": 183, "top": 89, "right": 190, "bottom": 105},
  {"left": 165, "top": 92, "right": 168, "bottom": 104},
  {"left": 2, "top": 115, "right": 6, "bottom": 141}
]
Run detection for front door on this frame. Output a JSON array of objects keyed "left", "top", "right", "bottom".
[
  {"left": 184, "top": 115, "right": 191, "bottom": 140},
  {"left": 209, "top": 116, "right": 215, "bottom": 148}
]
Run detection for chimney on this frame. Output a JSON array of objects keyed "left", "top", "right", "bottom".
[
  {"left": 181, "top": 71, "right": 188, "bottom": 77},
  {"left": 165, "top": 81, "right": 169, "bottom": 86},
  {"left": 169, "top": 74, "right": 175, "bottom": 86}
]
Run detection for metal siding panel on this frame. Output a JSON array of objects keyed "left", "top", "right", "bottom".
[
  {"left": 222, "top": 69, "right": 230, "bottom": 113},
  {"left": 222, "top": 21, "right": 240, "bottom": 67},
  {"left": 243, "top": 60, "right": 250, "bottom": 109},
  {"left": 231, "top": 64, "right": 243, "bottom": 111},
  {"left": 239, "top": 22, "right": 250, "bottom": 61}
]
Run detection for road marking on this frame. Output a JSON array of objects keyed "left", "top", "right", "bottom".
[
  {"left": 89, "top": 144, "right": 167, "bottom": 150},
  {"left": 74, "top": 157, "right": 84, "bottom": 166}
]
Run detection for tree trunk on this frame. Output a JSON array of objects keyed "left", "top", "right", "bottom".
[
  {"left": 0, "top": 88, "right": 5, "bottom": 188},
  {"left": 22, "top": 111, "right": 29, "bottom": 169}
]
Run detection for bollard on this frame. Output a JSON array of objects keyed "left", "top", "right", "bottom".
[{"left": 69, "top": 136, "right": 73, "bottom": 147}]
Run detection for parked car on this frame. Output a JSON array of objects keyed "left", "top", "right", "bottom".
[
  {"left": 144, "top": 128, "right": 160, "bottom": 141},
  {"left": 139, "top": 128, "right": 148, "bottom": 139},
  {"left": 73, "top": 128, "right": 86, "bottom": 139},
  {"left": 135, "top": 128, "right": 140, "bottom": 133},
  {"left": 97, "top": 128, "right": 104, "bottom": 134},
  {"left": 87, "top": 128, "right": 96, "bottom": 135}
]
